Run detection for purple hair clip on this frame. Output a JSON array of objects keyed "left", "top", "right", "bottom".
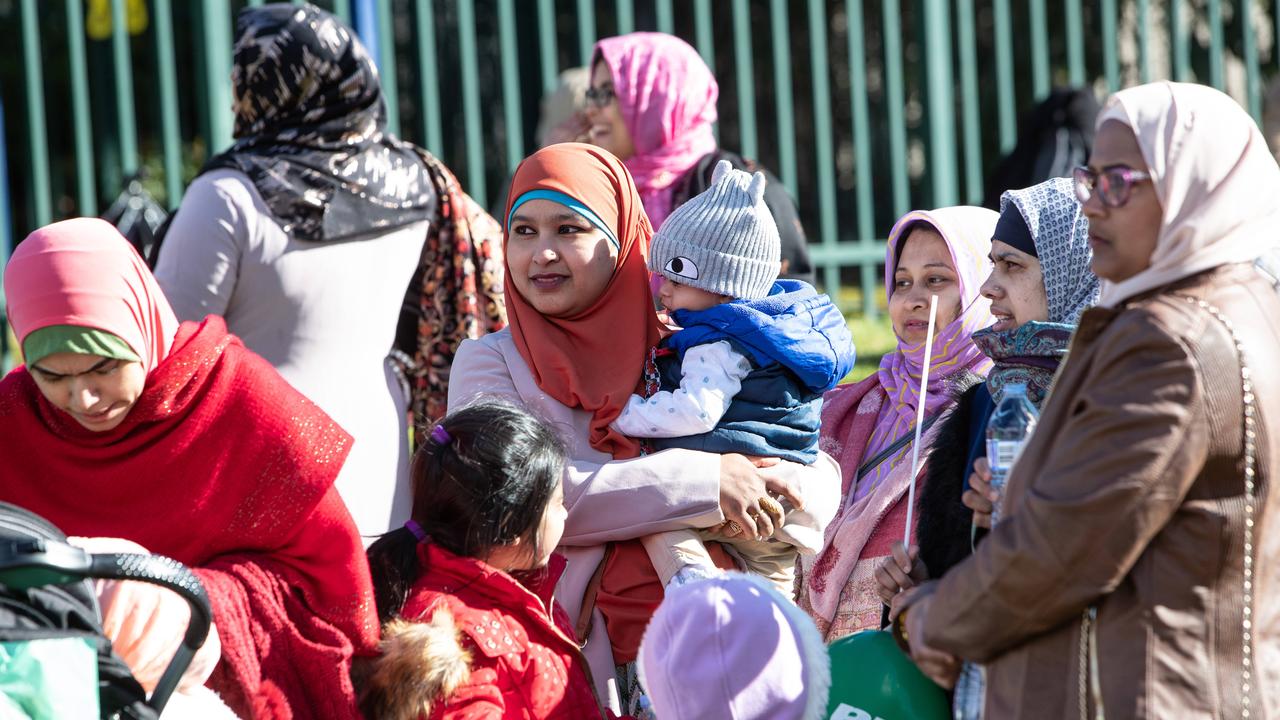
[
  {"left": 430, "top": 424, "right": 452, "bottom": 445},
  {"left": 404, "top": 520, "right": 429, "bottom": 542}
]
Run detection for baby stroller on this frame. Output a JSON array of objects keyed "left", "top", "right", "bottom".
[{"left": 0, "top": 503, "right": 211, "bottom": 719}]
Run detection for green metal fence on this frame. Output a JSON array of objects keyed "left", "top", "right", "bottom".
[{"left": 4, "top": 0, "right": 1278, "bottom": 322}]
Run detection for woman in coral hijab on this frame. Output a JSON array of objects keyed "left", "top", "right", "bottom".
[
  {"left": 446, "top": 143, "right": 835, "bottom": 716},
  {"left": 0, "top": 218, "right": 378, "bottom": 719},
  {"left": 897, "top": 82, "right": 1280, "bottom": 718}
]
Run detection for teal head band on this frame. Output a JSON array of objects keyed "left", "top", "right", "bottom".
[{"left": 506, "top": 189, "right": 620, "bottom": 251}]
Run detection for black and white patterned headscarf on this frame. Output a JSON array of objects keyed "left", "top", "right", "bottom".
[
  {"left": 1000, "top": 177, "right": 1100, "bottom": 324},
  {"left": 204, "top": 3, "right": 434, "bottom": 243}
]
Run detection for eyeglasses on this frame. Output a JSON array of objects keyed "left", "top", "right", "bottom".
[
  {"left": 584, "top": 86, "right": 616, "bottom": 109},
  {"left": 1072, "top": 165, "right": 1153, "bottom": 208}
]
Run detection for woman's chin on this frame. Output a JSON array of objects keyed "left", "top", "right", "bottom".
[
  {"left": 526, "top": 294, "right": 581, "bottom": 319},
  {"left": 70, "top": 407, "right": 129, "bottom": 432},
  {"left": 894, "top": 328, "right": 926, "bottom": 347}
]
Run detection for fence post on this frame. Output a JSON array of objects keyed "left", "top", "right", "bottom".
[
  {"left": 67, "top": 0, "right": 97, "bottom": 215},
  {"left": 111, "top": 0, "right": 139, "bottom": 178},
  {"left": 992, "top": 0, "right": 1016, "bottom": 152},
  {"left": 354, "top": 0, "right": 379, "bottom": 65},
  {"left": 1209, "top": 0, "right": 1225, "bottom": 90},
  {"left": 414, "top": 0, "right": 444, "bottom": 156},
  {"left": 807, "top": 0, "right": 838, "bottom": 294},
  {"left": 1243, "top": 0, "right": 1261, "bottom": 122},
  {"left": 883, "top": 0, "right": 910, "bottom": 220},
  {"left": 153, "top": 0, "right": 184, "bottom": 209},
  {"left": 498, "top": 0, "right": 526, "bottom": 173},
  {"left": 19, "top": 0, "right": 52, "bottom": 228},
  {"left": 1065, "top": 0, "right": 1086, "bottom": 86},
  {"left": 846, "top": 0, "right": 877, "bottom": 317},
  {"left": 655, "top": 0, "right": 674, "bottom": 34},
  {"left": 616, "top": 0, "right": 635, "bottom": 34},
  {"left": 923, "top": 0, "right": 959, "bottom": 208},
  {"left": 376, "top": 0, "right": 400, "bottom": 136},
  {"left": 1137, "top": 0, "right": 1151, "bottom": 83},
  {"left": 770, "top": 0, "right": 798, "bottom": 196},
  {"left": 538, "top": 0, "right": 559, "bottom": 94},
  {"left": 0, "top": 90, "right": 11, "bottom": 372},
  {"left": 957, "top": 0, "right": 983, "bottom": 205},
  {"left": 199, "top": 0, "right": 234, "bottom": 157},
  {"left": 457, "top": 0, "right": 488, "bottom": 205},
  {"left": 732, "top": 0, "right": 759, "bottom": 162},
  {"left": 576, "top": 0, "right": 596, "bottom": 65},
  {"left": 1029, "top": 0, "right": 1050, "bottom": 99}
]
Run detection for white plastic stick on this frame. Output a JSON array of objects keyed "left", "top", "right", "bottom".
[{"left": 903, "top": 295, "right": 939, "bottom": 548}]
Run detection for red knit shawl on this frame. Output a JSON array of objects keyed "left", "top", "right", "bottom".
[{"left": 0, "top": 317, "right": 378, "bottom": 718}]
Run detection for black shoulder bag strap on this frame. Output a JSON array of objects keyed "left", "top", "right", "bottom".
[{"left": 855, "top": 413, "right": 941, "bottom": 483}]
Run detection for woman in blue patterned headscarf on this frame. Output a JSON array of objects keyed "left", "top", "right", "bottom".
[{"left": 873, "top": 177, "right": 1101, "bottom": 627}]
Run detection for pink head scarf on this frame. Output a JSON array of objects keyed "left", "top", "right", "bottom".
[
  {"left": 1095, "top": 81, "right": 1280, "bottom": 306},
  {"left": 863, "top": 206, "right": 998, "bottom": 493},
  {"left": 594, "top": 32, "right": 719, "bottom": 229},
  {"left": 5, "top": 218, "right": 180, "bottom": 374}
]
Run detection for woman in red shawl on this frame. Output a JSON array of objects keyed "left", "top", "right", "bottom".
[{"left": 0, "top": 218, "right": 378, "bottom": 719}]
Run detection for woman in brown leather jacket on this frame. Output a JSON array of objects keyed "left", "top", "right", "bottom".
[{"left": 897, "top": 81, "right": 1280, "bottom": 719}]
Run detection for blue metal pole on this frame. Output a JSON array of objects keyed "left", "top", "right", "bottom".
[
  {"left": 353, "top": 0, "right": 380, "bottom": 67},
  {"left": 375, "top": 0, "right": 400, "bottom": 136}
]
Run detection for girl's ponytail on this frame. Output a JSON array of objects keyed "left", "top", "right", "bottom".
[
  {"left": 366, "top": 525, "right": 424, "bottom": 624},
  {"left": 365, "top": 399, "right": 566, "bottom": 624}
]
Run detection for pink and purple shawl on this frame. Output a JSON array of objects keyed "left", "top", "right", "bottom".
[
  {"left": 800, "top": 206, "right": 997, "bottom": 639},
  {"left": 594, "top": 33, "right": 718, "bottom": 229}
]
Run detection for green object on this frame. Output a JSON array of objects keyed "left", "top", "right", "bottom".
[
  {"left": 21, "top": 326, "right": 139, "bottom": 367},
  {"left": 825, "top": 630, "right": 950, "bottom": 720},
  {"left": 0, "top": 638, "right": 100, "bottom": 719}
]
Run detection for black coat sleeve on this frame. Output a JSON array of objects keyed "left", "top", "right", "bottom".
[{"left": 916, "top": 380, "right": 991, "bottom": 579}]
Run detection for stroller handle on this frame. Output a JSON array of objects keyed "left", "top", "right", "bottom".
[
  {"left": 89, "top": 552, "right": 213, "bottom": 714},
  {"left": 0, "top": 538, "right": 212, "bottom": 715}
]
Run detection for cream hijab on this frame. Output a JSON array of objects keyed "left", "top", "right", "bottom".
[{"left": 1096, "top": 81, "right": 1280, "bottom": 307}]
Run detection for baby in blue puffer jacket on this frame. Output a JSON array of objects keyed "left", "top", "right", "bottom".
[{"left": 611, "top": 161, "right": 855, "bottom": 593}]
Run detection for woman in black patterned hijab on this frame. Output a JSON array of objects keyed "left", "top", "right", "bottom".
[
  {"left": 208, "top": 2, "right": 434, "bottom": 242},
  {"left": 155, "top": 3, "right": 506, "bottom": 543}
]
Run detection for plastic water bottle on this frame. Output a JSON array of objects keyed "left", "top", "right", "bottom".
[
  {"left": 985, "top": 383, "right": 1039, "bottom": 523},
  {"left": 953, "top": 383, "right": 1039, "bottom": 719}
]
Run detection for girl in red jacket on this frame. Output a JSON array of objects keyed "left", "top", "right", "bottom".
[{"left": 358, "top": 399, "right": 605, "bottom": 720}]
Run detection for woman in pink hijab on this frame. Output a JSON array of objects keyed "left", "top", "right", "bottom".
[
  {"left": 586, "top": 32, "right": 813, "bottom": 282},
  {"left": 796, "top": 206, "right": 997, "bottom": 641}
]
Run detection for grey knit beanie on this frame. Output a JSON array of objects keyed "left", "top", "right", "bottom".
[{"left": 648, "top": 160, "right": 782, "bottom": 300}]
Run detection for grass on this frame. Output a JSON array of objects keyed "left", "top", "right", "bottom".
[{"left": 833, "top": 284, "right": 896, "bottom": 384}]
